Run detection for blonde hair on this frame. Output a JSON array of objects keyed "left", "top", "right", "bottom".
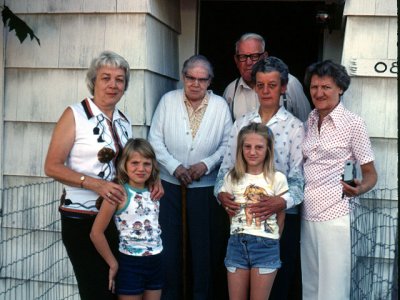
[
  {"left": 117, "top": 138, "right": 159, "bottom": 187},
  {"left": 229, "top": 123, "right": 275, "bottom": 184}
]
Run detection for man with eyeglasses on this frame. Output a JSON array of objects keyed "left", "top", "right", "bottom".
[{"left": 224, "top": 32, "right": 311, "bottom": 122}]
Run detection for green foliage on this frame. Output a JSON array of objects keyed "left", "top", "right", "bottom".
[{"left": 1, "top": 5, "right": 40, "bottom": 45}]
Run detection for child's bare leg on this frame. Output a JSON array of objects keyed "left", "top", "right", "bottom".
[
  {"left": 143, "top": 289, "right": 161, "bottom": 300},
  {"left": 119, "top": 294, "right": 142, "bottom": 300},
  {"left": 118, "top": 289, "right": 161, "bottom": 300},
  {"left": 228, "top": 268, "right": 250, "bottom": 300},
  {"left": 249, "top": 268, "right": 277, "bottom": 300}
]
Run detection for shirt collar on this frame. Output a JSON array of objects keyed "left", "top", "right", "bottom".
[
  {"left": 183, "top": 91, "right": 209, "bottom": 107},
  {"left": 238, "top": 77, "right": 253, "bottom": 90},
  {"left": 82, "top": 97, "right": 128, "bottom": 122},
  {"left": 309, "top": 101, "right": 345, "bottom": 128},
  {"left": 247, "top": 106, "right": 288, "bottom": 125}
]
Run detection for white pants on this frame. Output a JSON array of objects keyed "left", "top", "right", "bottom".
[{"left": 301, "top": 214, "right": 350, "bottom": 300}]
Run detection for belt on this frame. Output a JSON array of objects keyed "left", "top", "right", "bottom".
[{"left": 59, "top": 206, "right": 97, "bottom": 219}]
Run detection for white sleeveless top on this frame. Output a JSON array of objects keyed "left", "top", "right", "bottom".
[{"left": 62, "top": 98, "right": 132, "bottom": 213}]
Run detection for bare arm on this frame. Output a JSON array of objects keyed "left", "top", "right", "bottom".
[
  {"left": 44, "top": 108, "right": 125, "bottom": 203},
  {"left": 90, "top": 201, "right": 119, "bottom": 292},
  {"left": 277, "top": 210, "right": 286, "bottom": 237},
  {"left": 341, "top": 161, "right": 377, "bottom": 198}
]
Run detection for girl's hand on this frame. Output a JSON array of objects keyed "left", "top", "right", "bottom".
[
  {"left": 109, "top": 263, "right": 118, "bottom": 293},
  {"left": 218, "top": 192, "right": 240, "bottom": 217},
  {"left": 150, "top": 178, "right": 164, "bottom": 200}
]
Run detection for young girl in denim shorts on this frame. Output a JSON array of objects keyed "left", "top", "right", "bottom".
[
  {"left": 220, "top": 123, "right": 288, "bottom": 300},
  {"left": 91, "top": 138, "right": 163, "bottom": 300}
]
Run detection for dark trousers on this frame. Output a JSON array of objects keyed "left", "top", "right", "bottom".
[
  {"left": 270, "top": 213, "right": 302, "bottom": 300},
  {"left": 159, "top": 181, "right": 229, "bottom": 300},
  {"left": 61, "top": 215, "right": 119, "bottom": 300}
]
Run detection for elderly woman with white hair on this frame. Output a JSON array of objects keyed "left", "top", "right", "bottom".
[
  {"left": 149, "top": 54, "right": 232, "bottom": 300},
  {"left": 45, "top": 51, "right": 163, "bottom": 299}
]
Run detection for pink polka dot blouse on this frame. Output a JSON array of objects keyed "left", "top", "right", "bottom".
[{"left": 302, "top": 102, "right": 375, "bottom": 222}]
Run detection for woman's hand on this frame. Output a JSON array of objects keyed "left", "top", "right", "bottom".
[
  {"left": 188, "top": 162, "right": 208, "bottom": 181},
  {"left": 247, "top": 195, "right": 286, "bottom": 221},
  {"left": 174, "top": 165, "right": 192, "bottom": 187},
  {"left": 341, "top": 161, "right": 377, "bottom": 198},
  {"left": 91, "top": 178, "right": 126, "bottom": 205},
  {"left": 218, "top": 192, "right": 240, "bottom": 217},
  {"left": 149, "top": 178, "right": 164, "bottom": 200}
]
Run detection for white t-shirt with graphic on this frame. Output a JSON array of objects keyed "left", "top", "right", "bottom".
[
  {"left": 221, "top": 172, "right": 288, "bottom": 239},
  {"left": 114, "top": 184, "right": 162, "bottom": 256}
]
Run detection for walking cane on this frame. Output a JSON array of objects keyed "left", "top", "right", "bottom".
[{"left": 181, "top": 185, "right": 188, "bottom": 299}]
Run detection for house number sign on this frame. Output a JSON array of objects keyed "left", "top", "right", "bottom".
[{"left": 348, "top": 58, "right": 397, "bottom": 78}]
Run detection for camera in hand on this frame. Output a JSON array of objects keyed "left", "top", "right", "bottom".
[{"left": 342, "top": 160, "right": 362, "bottom": 187}]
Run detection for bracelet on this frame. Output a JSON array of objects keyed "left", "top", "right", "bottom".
[{"left": 80, "top": 175, "right": 86, "bottom": 188}]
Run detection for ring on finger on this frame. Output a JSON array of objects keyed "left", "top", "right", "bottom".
[
  {"left": 107, "top": 192, "right": 112, "bottom": 197},
  {"left": 225, "top": 207, "right": 229, "bottom": 211}
]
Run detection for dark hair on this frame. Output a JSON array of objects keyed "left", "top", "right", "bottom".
[
  {"left": 304, "top": 60, "right": 350, "bottom": 94},
  {"left": 251, "top": 56, "right": 289, "bottom": 86},
  {"left": 117, "top": 138, "right": 159, "bottom": 187},
  {"left": 182, "top": 54, "right": 214, "bottom": 79},
  {"left": 229, "top": 123, "right": 275, "bottom": 184}
]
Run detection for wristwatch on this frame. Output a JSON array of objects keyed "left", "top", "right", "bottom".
[{"left": 80, "top": 175, "right": 86, "bottom": 188}]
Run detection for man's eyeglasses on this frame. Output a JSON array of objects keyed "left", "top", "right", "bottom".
[
  {"left": 184, "top": 74, "right": 210, "bottom": 85},
  {"left": 235, "top": 52, "right": 264, "bottom": 62}
]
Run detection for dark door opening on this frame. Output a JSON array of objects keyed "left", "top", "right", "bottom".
[{"left": 199, "top": 1, "right": 325, "bottom": 97}]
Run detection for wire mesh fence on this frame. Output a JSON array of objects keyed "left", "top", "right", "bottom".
[
  {"left": 350, "top": 188, "right": 398, "bottom": 300},
  {"left": 0, "top": 181, "right": 79, "bottom": 300},
  {"left": 0, "top": 182, "right": 398, "bottom": 299}
]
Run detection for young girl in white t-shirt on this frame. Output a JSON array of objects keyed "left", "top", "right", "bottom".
[{"left": 221, "top": 122, "right": 288, "bottom": 300}]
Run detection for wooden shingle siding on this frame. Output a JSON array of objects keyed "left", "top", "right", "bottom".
[
  {"left": 5, "top": 14, "right": 179, "bottom": 76},
  {"left": 344, "top": 0, "right": 397, "bottom": 16},
  {"left": 342, "top": 0, "right": 397, "bottom": 191},
  {"left": 3, "top": 122, "right": 53, "bottom": 177},
  {"left": 2, "top": 0, "right": 181, "bottom": 185},
  {"left": 344, "top": 77, "right": 397, "bottom": 138},
  {"left": 7, "top": 0, "right": 181, "bottom": 32},
  {"left": 370, "top": 138, "right": 398, "bottom": 189}
]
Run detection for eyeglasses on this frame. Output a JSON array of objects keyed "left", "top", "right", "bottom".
[
  {"left": 184, "top": 74, "right": 210, "bottom": 85},
  {"left": 235, "top": 52, "right": 264, "bottom": 62}
]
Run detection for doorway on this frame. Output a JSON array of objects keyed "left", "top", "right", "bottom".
[{"left": 199, "top": 1, "right": 325, "bottom": 96}]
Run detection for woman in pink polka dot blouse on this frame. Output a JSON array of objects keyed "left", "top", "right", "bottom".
[{"left": 301, "top": 60, "right": 378, "bottom": 300}]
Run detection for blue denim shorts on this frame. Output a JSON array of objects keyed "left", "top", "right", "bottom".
[
  {"left": 224, "top": 234, "right": 281, "bottom": 274},
  {"left": 116, "top": 252, "right": 163, "bottom": 295}
]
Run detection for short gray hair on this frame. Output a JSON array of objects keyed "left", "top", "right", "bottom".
[
  {"left": 181, "top": 54, "right": 214, "bottom": 79},
  {"left": 251, "top": 56, "right": 289, "bottom": 86},
  {"left": 235, "top": 33, "right": 265, "bottom": 53},
  {"left": 86, "top": 51, "right": 130, "bottom": 95}
]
